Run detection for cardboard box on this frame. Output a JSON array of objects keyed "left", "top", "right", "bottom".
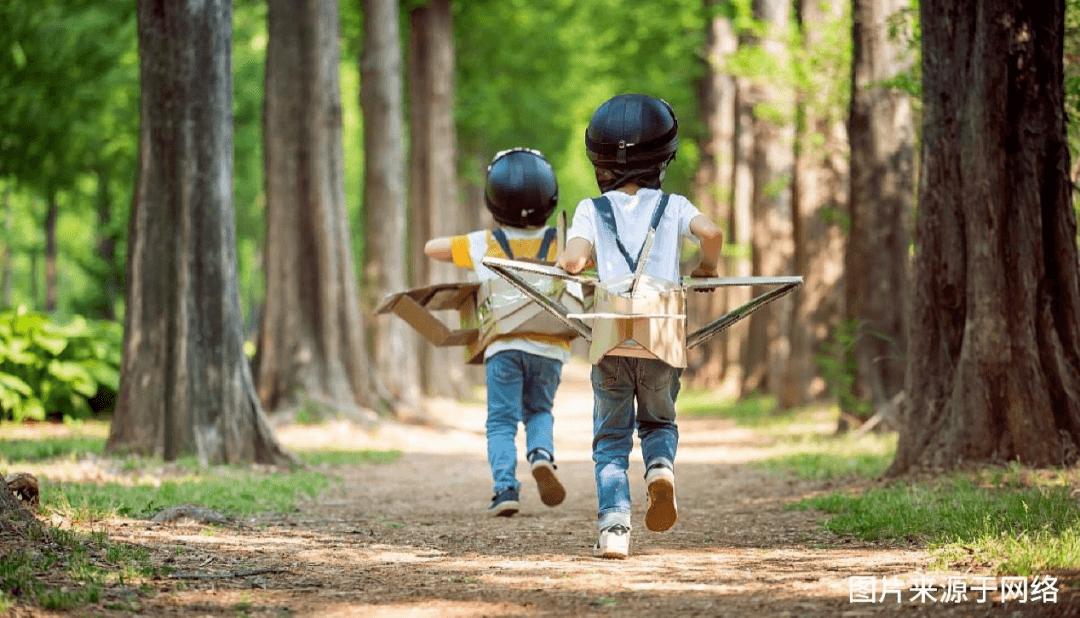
[{"left": 581, "top": 273, "right": 687, "bottom": 367}]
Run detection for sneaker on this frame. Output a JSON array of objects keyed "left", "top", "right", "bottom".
[
  {"left": 528, "top": 449, "right": 566, "bottom": 507},
  {"left": 593, "top": 524, "right": 630, "bottom": 559},
  {"left": 488, "top": 487, "right": 520, "bottom": 517},
  {"left": 644, "top": 464, "right": 677, "bottom": 532}
]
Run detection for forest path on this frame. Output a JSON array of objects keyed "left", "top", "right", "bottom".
[{"left": 57, "top": 362, "right": 1074, "bottom": 617}]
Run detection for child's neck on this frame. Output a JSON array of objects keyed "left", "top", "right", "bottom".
[{"left": 613, "top": 183, "right": 642, "bottom": 196}]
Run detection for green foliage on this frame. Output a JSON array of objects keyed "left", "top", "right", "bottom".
[
  {"left": 0, "top": 307, "right": 122, "bottom": 422},
  {"left": 796, "top": 472, "right": 1080, "bottom": 575},
  {"left": 814, "top": 318, "right": 873, "bottom": 419}
]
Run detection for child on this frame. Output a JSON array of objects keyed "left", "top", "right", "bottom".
[
  {"left": 556, "top": 94, "right": 723, "bottom": 558},
  {"left": 425, "top": 148, "right": 570, "bottom": 517}
]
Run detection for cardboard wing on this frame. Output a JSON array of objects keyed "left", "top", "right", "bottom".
[
  {"left": 375, "top": 282, "right": 480, "bottom": 348},
  {"left": 376, "top": 267, "right": 590, "bottom": 365},
  {"left": 481, "top": 256, "right": 804, "bottom": 368}
]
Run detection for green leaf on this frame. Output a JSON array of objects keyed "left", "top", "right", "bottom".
[{"left": 48, "top": 360, "right": 97, "bottom": 397}]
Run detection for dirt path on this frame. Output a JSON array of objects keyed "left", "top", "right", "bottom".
[{"left": 17, "top": 362, "right": 1079, "bottom": 617}]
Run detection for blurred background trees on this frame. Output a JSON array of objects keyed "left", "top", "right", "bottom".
[{"left": 2, "top": 0, "right": 1079, "bottom": 468}]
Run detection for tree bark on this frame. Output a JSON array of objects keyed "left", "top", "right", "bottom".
[
  {"left": 362, "top": 0, "right": 419, "bottom": 411},
  {"left": 44, "top": 193, "right": 57, "bottom": 313},
  {"left": 1, "top": 187, "right": 12, "bottom": 307},
  {"left": 890, "top": 0, "right": 1080, "bottom": 473},
  {"left": 845, "top": 0, "right": 913, "bottom": 424},
  {"left": 257, "top": 0, "right": 381, "bottom": 418},
  {"left": 689, "top": 0, "right": 739, "bottom": 388},
  {"left": 96, "top": 166, "right": 118, "bottom": 320},
  {"left": 108, "top": 0, "right": 292, "bottom": 466},
  {"left": 408, "top": 0, "right": 469, "bottom": 398},
  {"left": 743, "top": 0, "right": 796, "bottom": 405},
  {"left": 786, "top": 0, "right": 848, "bottom": 407}
]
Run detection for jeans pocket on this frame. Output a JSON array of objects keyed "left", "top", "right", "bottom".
[
  {"left": 591, "top": 358, "right": 621, "bottom": 390},
  {"left": 639, "top": 361, "right": 678, "bottom": 392},
  {"left": 487, "top": 352, "right": 519, "bottom": 383}
]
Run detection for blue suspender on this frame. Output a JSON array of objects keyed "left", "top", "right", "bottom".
[{"left": 592, "top": 193, "right": 671, "bottom": 272}]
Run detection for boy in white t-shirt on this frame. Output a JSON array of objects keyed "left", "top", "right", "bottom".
[
  {"left": 425, "top": 148, "right": 570, "bottom": 517},
  {"left": 556, "top": 95, "right": 724, "bottom": 558}
]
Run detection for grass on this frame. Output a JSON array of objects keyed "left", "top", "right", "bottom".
[
  {"left": 0, "top": 427, "right": 399, "bottom": 612},
  {"left": 678, "top": 388, "right": 1080, "bottom": 576},
  {"left": 795, "top": 471, "right": 1080, "bottom": 576}
]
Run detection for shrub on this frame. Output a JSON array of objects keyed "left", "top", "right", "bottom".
[{"left": 0, "top": 307, "right": 122, "bottom": 422}]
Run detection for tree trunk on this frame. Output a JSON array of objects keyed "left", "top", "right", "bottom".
[
  {"left": 743, "top": 0, "right": 796, "bottom": 406},
  {"left": 44, "top": 193, "right": 57, "bottom": 313},
  {"left": 845, "top": 0, "right": 913, "bottom": 425},
  {"left": 689, "top": 0, "right": 739, "bottom": 388},
  {"left": 108, "top": 0, "right": 292, "bottom": 466},
  {"left": 1, "top": 187, "right": 12, "bottom": 307},
  {"left": 362, "top": 0, "right": 419, "bottom": 411},
  {"left": 730, "top": 78, "right": 755, "bottom": 389},
  {"left": 786, "top": 0, "right": 848, "bottom": 407},
  {"left": 890, "top": 0, "right": 1080, "bottom": 474},
  {"left": 408, "top": 0, "right": 469, "bottom": 398},
  {"left": 96, "top": 166, "right": 118, "bottom": 321},
  {"left": 257, "top": 0, "right": 381, "bottom": 418}
]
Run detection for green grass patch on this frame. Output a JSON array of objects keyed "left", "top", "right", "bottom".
[
  {"left": 0, "top": 435, "right": 105, "bottom": 463},
  {"left": 297, "top": 449, "right": 400, "bottom": 466},
  {"left": 0, "top": 522, "right": 155, "bottom": 612},
  {"left": 795, "top": 473, "right": 1080, "bottom": 575},
  {"left": 45, "top": 470, "right": 333, "bottom": 520},
  {"left": 752, "top": 432, "right": 897, "bottom": 480},
  {"left": 677, "top": 390, "right": 780, "bottom": 425}
]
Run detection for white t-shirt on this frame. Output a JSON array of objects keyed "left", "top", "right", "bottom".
[
  {"left": 567, "top": 188, "right": 701, "bottom": 283},
  {"left": 450, "top": 226, "right": 571, "bottom": 364}
]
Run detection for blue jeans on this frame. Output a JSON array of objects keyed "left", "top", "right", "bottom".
[
  {"left": 486, "top": 350, "right": 564, "bottom": 493},
  {"left": 591, "top": 356, "right": 681, "bottom": 529}
]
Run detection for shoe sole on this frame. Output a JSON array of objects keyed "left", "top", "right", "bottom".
[
  {"left": 593, "top": 540, "right": 629, "bottom": 559},
  {"left": 488, "top": 500, "right": 520, "bottom": 517},
  {"left": 531, "top": 462, "right": 566, "bottom": 507},
  {"left": 645, "top": 477, "right": 677, "bottom": 532}
]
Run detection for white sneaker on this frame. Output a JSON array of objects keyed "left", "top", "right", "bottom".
[
  {"left": 593, "top": 524, "right": 630, "bottom": 559},
  {"left": 644, "top": 465, "right": 677, "bottom": 532}
]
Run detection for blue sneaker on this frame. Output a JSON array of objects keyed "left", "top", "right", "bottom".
[
  {"left": 488, "top": 487, "right": 520, "bottom": 517},
  {"left": 528, "top": 449, "right": 566, "bottom": 507}
]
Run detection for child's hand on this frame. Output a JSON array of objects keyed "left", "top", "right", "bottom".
[
  {"left": 557, "top": 254, "right": 589, "bottom": 275},
  {"left": 556, "top": 238, "right": 594, "bottom": 274}
]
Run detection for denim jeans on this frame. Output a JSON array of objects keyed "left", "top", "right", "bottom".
[
  {"left": 486, "top": 350, "right": 564, "bottom": 493},
  {"left": 591, "top": 356, "right": 682, "bottom": 530}
]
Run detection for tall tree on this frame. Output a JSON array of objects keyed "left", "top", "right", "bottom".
[
  {"left": 785, "top": 0, "right": 849, "bottom": 406},
  {"left": 256, "top": 0, "right": 382, "bottom": 417},
  {"left": 107, "top": 0, "right": 291, "bottom": 466},
  {"left": 362, "top": 0, "right": 419, "bottom": 410},
  {"left": 408, "top": 0, "right": 469, "bottom": 398},
  {"left": 743, "top": 0, "right": 797, "bottom": 404},
  {"left": 690, "top": 0, "right": 739, "bottom": 387},
  {"left": 844, "top": 0, "right": 913, "bottom": 424},
  {"left": 890, "top": 0, "right": 1080, "bottom": 473}
]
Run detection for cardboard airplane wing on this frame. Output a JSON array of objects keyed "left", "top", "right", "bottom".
[{"left": 481, "top": 256, "right": 804, "bottom": 368}]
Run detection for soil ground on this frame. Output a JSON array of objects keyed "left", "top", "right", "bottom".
[{"left": 6, "top": 361, "right": 1079, "bottom": 617}]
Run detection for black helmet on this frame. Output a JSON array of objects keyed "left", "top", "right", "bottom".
[
  {"left": 585, "top": 94, "right": 678, "bottom": 169},
  {"left": 484, "top": 148, "right": 558, "bottom": 227}
]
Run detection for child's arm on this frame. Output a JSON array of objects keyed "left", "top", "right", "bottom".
[
  {"left": 688, "top": 215, "right": 723, "bottom": 278},
  {"left": 556, "top": 238, "right": 594, "bottom": 274},
  {"left": 424, "top": 236, "right": 454, "bottom": 263}
]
